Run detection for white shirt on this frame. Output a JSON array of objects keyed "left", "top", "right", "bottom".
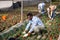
[
  {"left": 38, "top": 2, "right": 45, "bottom": 10},
  {"left": 25, "top": 16, "right": 44, "bottom": 33}
]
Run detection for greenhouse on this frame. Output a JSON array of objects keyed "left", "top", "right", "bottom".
[{"left": 0, "top": 0, "right": 60, "bottom": 40}]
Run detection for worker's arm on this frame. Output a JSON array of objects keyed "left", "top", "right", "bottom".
[{"left": 25, "top": 21, "right": 32, "bottom": 31}]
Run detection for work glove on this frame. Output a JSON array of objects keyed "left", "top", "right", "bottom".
[
  {"left": 22, "top": 31, "right": 26, "bottom": 34},
  {"left": 23, "top": 33, "right": 28, "bottom": 38},
  {"left": 23, "top": 33, "right": 31, "bottom": 38}
]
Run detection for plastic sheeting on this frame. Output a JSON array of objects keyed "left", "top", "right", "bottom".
[{"left": 0, "top": 1, "right": 13, "bottom": 9}]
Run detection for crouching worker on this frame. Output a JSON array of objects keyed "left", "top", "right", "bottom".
[
  {"left": 38, "top": 2, "right": 46, "bottom": 14},
  {"left": 22, "top": 12, "right": 45, "bottom": 38},
  {"left": 47, "top": 5, "right": 57, "bottom": 20}
]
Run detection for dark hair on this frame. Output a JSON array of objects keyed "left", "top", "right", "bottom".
[{"left": 27, "top": 12, "right": 33, "bottom": 16}]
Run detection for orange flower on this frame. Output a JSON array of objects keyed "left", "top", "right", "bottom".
[{"left": 2, "top": 15, "right": 7, "bottom": 21}]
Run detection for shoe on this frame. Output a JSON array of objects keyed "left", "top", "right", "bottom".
[{"left": 32, "top": 32, "right": 35, "bottom": 35}]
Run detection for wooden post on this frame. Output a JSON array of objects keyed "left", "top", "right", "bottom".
[{"left": 20, "top": 0, "right": 23, "bottom": 23}]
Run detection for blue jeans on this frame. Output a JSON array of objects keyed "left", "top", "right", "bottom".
[
  {"left": 51, "top": 10, "right": 56, "bottom": 18},
  {"left": 41, "top": 9, "right": 45, "bottom": 14}
]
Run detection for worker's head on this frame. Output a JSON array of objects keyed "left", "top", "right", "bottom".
[
  {"left": 49, "top": 5, "right": 57, "bottom": 11},
  {"left": 27, "top": 12, "right": 33, "bottom": 20}
]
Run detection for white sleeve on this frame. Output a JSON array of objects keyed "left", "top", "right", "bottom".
[
  {"left": 28, "top": 18, "right": 38, "bottom": 33},
  {"left": 38, "top": 4, "right": 40, "bottom": 10},
  {"left": 25, "top": 21, "right": 31, "bottom": 30},
  {"left": 28, "top": 24, "right": 36, "bottom": 33}
]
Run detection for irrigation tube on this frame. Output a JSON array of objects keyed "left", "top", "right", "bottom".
[{"left": 0, "top": 22, "right": 25, "bottom": 35}]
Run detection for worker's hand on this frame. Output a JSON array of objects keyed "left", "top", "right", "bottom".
[
  {"left": 23, "top": 33, "right": 31, "bottom": 38},
  {"left": 22, "top": 31, "right": 26, "bottom": 34},
  {"left": 23, "top": 33, "right": 28, "bottom": 38}
]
